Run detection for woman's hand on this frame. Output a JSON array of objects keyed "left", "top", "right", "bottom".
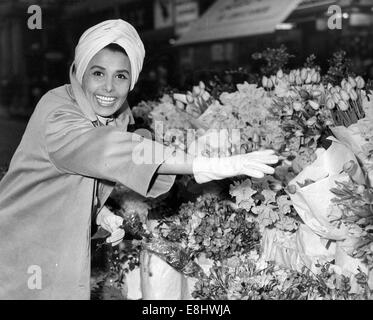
[
  {"left": 192, "top": 150, "right": 279, "bottom": 184},
  {"left": 96, "top": 206, "right": 125, "bottom": 246}
]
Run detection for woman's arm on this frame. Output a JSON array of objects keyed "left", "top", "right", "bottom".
[{"left": 157, "top": 150, "right": 194, "bottom": 175}]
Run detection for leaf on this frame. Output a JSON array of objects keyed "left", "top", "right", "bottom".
[
  {"left": 261, "top": 190, "right": 277, "bottom": 205},
  {"left": 91, "top": 227, "right": 110, "bottom": 240}
]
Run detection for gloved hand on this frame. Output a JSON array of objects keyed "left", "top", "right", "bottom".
[
  {"left": 96, "top": 206, "right": 125, "bottom": 246},
  {"left": 192, "top": 150, "right": 279, "bottom": 184}
]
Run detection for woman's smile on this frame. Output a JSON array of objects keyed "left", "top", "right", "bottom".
[{"left": 95, "top": 94, "right": 118, "bottom": 107}]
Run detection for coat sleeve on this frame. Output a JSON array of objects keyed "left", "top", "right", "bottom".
[{"left": 44, "top": 104, "right": 176, "bottom": 198}]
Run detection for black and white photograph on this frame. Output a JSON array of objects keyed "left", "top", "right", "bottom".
[{"left": 0, "top": 0, "right": 373, "bottom": 305}]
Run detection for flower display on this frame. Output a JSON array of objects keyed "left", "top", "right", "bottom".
[{"left": 90, "top": 51, "right": 373, "bottom": 300}]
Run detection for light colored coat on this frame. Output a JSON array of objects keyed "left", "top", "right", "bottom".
[{"left": 0, "top": 83, "right": 175, "bottom": 299}]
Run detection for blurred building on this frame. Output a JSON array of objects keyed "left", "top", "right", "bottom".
[
  {"left": 1, "top": 0, "right": 373, "bottom": 115},
  {"left": 0, "top": 0, "right": 216, "bottom": 113},
  {"left": 175, "top": 0, "right": 373, "bottom": 78}
]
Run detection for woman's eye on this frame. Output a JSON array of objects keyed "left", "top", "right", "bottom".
[
  {"left": 93, "top": 71, "right": 103, "bottom": 77},
  {"left": 117, "top": 74, "right": 128, "bottom": 80}
]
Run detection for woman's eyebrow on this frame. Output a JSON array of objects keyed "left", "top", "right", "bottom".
[
  {"left": 116, "top": 69, "right": 130, "bottom": 74},
  {"left": 90, "top": 65, "right": 129, "bottom": 74}
]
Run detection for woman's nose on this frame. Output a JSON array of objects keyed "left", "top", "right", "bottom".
[{"left": 105, "top": 77, "right": 113, "bottom": 92}]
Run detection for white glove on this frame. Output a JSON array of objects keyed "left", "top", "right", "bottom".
[
  {"left": 192, "top": 150, "right": 279, "bottom": 184},
  {"left": 96, "top": 206, "right": 124, "bottom": 246}
]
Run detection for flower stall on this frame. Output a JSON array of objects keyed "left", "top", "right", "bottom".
[{"left": 88, "top": 51, "right": 373, "bottom": 300}]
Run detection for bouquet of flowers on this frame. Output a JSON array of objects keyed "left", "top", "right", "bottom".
[
  {"left": 329, "top": 162, "right": 373, "bottom": 291},
  {"left": 193, "top": 254, "right": 372, "bottom": 300}
]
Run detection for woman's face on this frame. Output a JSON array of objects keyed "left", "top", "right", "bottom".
[{"left": 82, "top": 47, "right": 131, "bottom": 118}]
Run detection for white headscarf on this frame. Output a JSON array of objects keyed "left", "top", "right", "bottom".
[{"left": 73, "top": 19, "right": 145, "bottom": 91}]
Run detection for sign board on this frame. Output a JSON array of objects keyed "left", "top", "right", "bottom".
[
  {"left": 154, "top": 0, "right": 174, "bottom": 29},
  {"left": 175, "top": 0, "right": 199, "bottom": 36},
  {"left": 349, "top": 13, "right": 373, "bottom": 26},
  {"left": 176, "top": 0, "right": 302, "bottom": 45},
  {"left": 296, "top": 0, "right": 339, "bottom": 10}
]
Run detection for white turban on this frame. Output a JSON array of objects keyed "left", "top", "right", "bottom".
[{"left": 74, "top": 19, "right": 145, "bottom": 91}]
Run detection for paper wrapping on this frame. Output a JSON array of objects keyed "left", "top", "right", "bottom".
[
  {"left": 124, "top": 267, "right": 142, "bottom": 300},
  {"left": 331, "top": 125, "right": 373, "bottom": 185},
  {"left": 288, "top": 138, "right": 363, "bottom": 240},
  {"left": 262, "top": 224, "right": 336, "bottom": 273},
  {"left": 139, "top": 219, "right": 204, "bottom": 300}
]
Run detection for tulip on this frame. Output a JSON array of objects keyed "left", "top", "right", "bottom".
[
  {"left": 340, "top": 89, "right": 350, "bottom": 101},
  {"left": 287, "top": 184, "right": 297, "bottom": 194},
  {"left": 348, "top": 76, "right": 357, "bottom": 88},
  {"left": 292, "top": 101, "right": 303, "bottom": 111},
  {"left": 335, "top": 85, "right": 341, "bottom": 92},
  {"left": 289, "top": 72, "right": 295, "bottom": 83},
  {"left": 332, "top": 92, "right": 341, "bottom": 104},
  {"left": 267, "top": 78, "right": 273, "bottom": 89},
  {"left": 277, "top": 69, "right": 284, "bottom": 78},
  {"left": 349, "top": 88, "right": 358, "bottom": 101},
  {"left": 343, "top": 160, "right": 358, "bottom": 175},
  {"left": 193, "top": 85, "right": 201, "bottom": 96},
  {"left": 173, "top": 93, "right": 188, "bottom": 104},
  {"left": 338, "top": 100, "right": 349, "bottom": 111},
  {"left": 201, "top": 91, "right": 210, "bottom": 101},
  {"left": 175, "top": 100, "right": 184, "bottom": 110},
  {"left": 326, "top": 98, "right": 335, "bottom": 110},
  {"left": 311, "top": 72, "right": 319, "bottom": 83},
  {"left": 305, "top": 73, "right": 312, "bottom": 84},
  {"left": 341, "top": 78, "right": 348, "bottom": 89},
  {"left": 271, "top": 75, "right": 277, "bottom": 86},
  {"left": 327, "top": 83, "right": 333, "bottom": 91},
  {"left": 186, "top": 93, "right": 194, "bottom": 104},
  {"left": 306, "top": 117, "right": 317, "bottom": 126},
  {"left": 355, "top": 76, "right": 365, "bottom": 89},
  {"left": 296, "top": 75, "right": 303, "bottom": 85},
  {"left": 262, "top": 76, "right": 269, "bottom": 88},
  {"left": 329, "top": 87, "right": 336, "bottom": 94},
  {"left": 308, "top": 100, "right": 320, "bottom": 110},
  {"left": 294, "top": 130, "right": 303, "bottom": 137},
  {"left": 199, "top": 81, "right": 205, "bottom": 90},
  {"left": 311, "top": 89, "right": 322, "bottom": 98},
  {"left": 344, "top": 82, "right": 353, "bottom": 93},
  {"left": 301, "top": 68, "right": 308, "bottom": 81}
]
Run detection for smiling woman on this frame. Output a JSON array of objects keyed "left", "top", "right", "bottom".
[{"left": 0, "top": 19, "right": 277, "bottom": 300}]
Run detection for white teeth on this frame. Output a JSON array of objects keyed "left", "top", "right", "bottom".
[{"left": 95, "top": 95, "right": 116, "bottom": 102}]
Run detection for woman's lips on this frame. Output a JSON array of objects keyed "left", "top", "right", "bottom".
[{"left": 95, "top": 94, "right": 117, "bottom": 107}]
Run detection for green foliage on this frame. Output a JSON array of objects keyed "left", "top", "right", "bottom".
[
  {"left": 252, "top": 45, "right": 294, "bottom": 77},
  {"left": 157, "top": 194, "right": 261, "bottom": 261},
  {"left": 324, "top": 51, "right": 355, "bottom": 85}
]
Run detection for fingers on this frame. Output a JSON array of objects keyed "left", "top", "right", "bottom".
[
  {"left": 243, "top": 161, "right": 275, "bottom": 175},
  {"left": 106, "top": 228, "right": 125, "bottom": 247},
  {"left": 241, "top": 167, "right": 265, "bottom": 179},
  {"left": 242, "top": 150, "right": 279, "bottom": 164}
]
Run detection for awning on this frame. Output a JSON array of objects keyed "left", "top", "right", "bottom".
[{"left": 175, "top": 0, "right": 303, "bottom": 46}]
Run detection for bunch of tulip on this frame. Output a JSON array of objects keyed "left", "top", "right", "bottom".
[
  {"left": 262, "top": 68, "right": 321, "bottom": 89},
  {"left": 172, "top": 81, "right": 212, "bottom": 130},
  {"left": 324, "top": 76, "right": 366, "bottom": 127}
]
